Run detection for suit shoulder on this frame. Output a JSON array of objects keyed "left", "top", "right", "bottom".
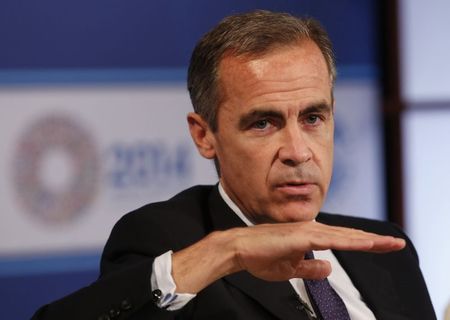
[
  {"left": 318, "top": 212, "right": 418, "bottom": 259},
  {"left": 317, "top": 212, "right": 405, "bottom": 237},
  {"left": 100, "top": 185, "right": 216, "bottom": 273},
  {"left": 117, "top": 185, "right": 214, "bottom": 225}
]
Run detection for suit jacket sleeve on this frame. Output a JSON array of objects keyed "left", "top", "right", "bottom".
[{"left": 31, "top": 205, "right": 189, "bottom": 320}]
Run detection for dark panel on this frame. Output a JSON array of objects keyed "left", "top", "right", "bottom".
[
  {"left": 0, "top": 270, "right": 97, "bottom": 320},
  {"left": 379, "top": 0, "right": 404, "bottom": 226},
  {"left": 0, "top": 0, "right": 379, "bottom": 69}
]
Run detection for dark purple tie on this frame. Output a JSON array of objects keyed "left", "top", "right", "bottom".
[{"left": 303, "top": 251, "right": 351, "bottom": 320}]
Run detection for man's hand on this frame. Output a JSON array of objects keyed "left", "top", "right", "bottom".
[
  {"left": 172, "top": 221, "right": 405, "bottom": 294},
  {"left": 232, "top": 221, "right": 404, "bottom": 281}
]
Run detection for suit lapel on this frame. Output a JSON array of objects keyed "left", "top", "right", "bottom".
[
  {"left": 207, "top": 186, "right": 310, "bottom": 320},
  {"left": 318, "top": 213, "right": 410, "bottom": 320},
  {"left": 224, "top": 271, "right": 310, "bottom": 320},
  {"left": 333, "top": 251, "right": 409, "bottom": 320}
]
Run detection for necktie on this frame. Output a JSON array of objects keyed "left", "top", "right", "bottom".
[{"left": 303, "top": 251, "right": 351, "bottom": 320}]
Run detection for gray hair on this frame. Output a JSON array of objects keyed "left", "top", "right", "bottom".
[{"left": 187, "top": 10, "right": 336, "bottom": 131}]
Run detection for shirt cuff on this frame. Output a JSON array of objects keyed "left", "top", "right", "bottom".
[{"left": 151, "top": 250, "right": 196, "bottom": 310}]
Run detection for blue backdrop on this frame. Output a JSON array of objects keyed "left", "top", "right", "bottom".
[{"left": 0, "top": 1, "right": 380, "bottom": 319}]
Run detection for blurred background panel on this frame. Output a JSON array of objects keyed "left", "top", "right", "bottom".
[
  {"left": 399, "top": 0, "right": 450, "bottom": 318},
  {"left": 1, "top": 0, "right": 445, "bottom": 319}
]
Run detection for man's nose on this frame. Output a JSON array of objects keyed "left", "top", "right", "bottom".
[{"left": 278, "top": 124, "right": 312, "bottom": 166}]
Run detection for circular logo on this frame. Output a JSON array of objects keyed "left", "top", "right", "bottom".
[{"left": 13, "top": 114, "right": 100, "bottom": 224}]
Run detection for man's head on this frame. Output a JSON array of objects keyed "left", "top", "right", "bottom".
[
  {"left": 187, "top": 10, "right": 336, "bottom": 132},
  {"left": 187, "top": 10, "right": 335, "bottom": 223}
]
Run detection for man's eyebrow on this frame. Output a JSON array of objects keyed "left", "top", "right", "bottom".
[
  {"left": 238, "top": 109, "right": 284, "bottom": 129},
  {"left": 238, "top": 103, "right": 333, "bottom": 129},
  {"left": 298, "top": 103, "right": 333, "bottom": 117}
]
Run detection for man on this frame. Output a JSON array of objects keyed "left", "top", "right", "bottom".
[{"left": 32, "top": 10, "right": 436, "bottom": 320}]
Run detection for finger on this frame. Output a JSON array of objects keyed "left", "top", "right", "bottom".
[
  {"left": 307, "top": 236, "right": 375, "bottom": 251},
  {"left": 296, "top": 223, "right": 407, "bottom": 253},
  {"left": 334, "top": 232, "right": 406, "bottom": 253},
  {"left": 368, "top": 236, "right": 406, "bottom": 253},
  {"left": 293, "top": 259, "right": 332, "bottom": 280},
  {"left": 300, "top": 233, "right": 405, "bottom": 253}
]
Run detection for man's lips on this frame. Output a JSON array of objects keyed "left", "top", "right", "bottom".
[{"left": 274, "top": 182, "right": 317, "bottom": 196}]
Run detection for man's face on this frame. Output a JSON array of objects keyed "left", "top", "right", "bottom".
[{"left": 195, "top": 40, "right": 334, "bottom": 224}]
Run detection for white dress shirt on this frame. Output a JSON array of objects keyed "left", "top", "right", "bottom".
[{"left": 151, "top": 183, "right": 377, "bottom": 319}]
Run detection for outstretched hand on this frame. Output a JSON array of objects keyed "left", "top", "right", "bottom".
[
  {"left": 231, "top": 220, "right": 405, "bottom": 282},
  {"left": 172, "top": 220, "right": 405, "bottom": 294}
]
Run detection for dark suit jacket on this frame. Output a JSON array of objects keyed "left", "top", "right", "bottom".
[{"left": 32, "top": 185, "right": 436, "bottom": 320}]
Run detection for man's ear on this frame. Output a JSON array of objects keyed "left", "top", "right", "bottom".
[{"left": 187, "top": 112, "right": 216, "bottom": 159}]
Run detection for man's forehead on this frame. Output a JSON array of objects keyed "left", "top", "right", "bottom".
[{"left": 218, "top": 42, "right": 331, "bottom": 90}]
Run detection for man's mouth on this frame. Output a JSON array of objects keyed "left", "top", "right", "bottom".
[{"left": 274, "top": 181, "right": 317, "bottom": 196}]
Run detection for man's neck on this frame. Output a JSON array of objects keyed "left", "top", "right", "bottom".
[{"left": 218, "top": 182, "right": 254, "bottom": 226}]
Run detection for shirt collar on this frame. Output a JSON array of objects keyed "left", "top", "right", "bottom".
[
  {"left": 218, "top": 182, "right": 254, "bottom": 227},
  {"left": 218, "top": 182, "right": 317, "bottom": 226}
]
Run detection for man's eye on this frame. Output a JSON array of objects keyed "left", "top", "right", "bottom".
[
  {"left": 305, "top": 115, "right": 320, "bottom": 125},
  {"left": 253, "top": 119, "right": 269, "bottom": 129}
]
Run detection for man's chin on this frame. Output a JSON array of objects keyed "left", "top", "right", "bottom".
[{"left": 268, "top": 203, "right": 320, "bottom": 223}]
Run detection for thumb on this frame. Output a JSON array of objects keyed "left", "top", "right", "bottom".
[{"left": 293, "top": 259, "right": 332, "bottom": 280}]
